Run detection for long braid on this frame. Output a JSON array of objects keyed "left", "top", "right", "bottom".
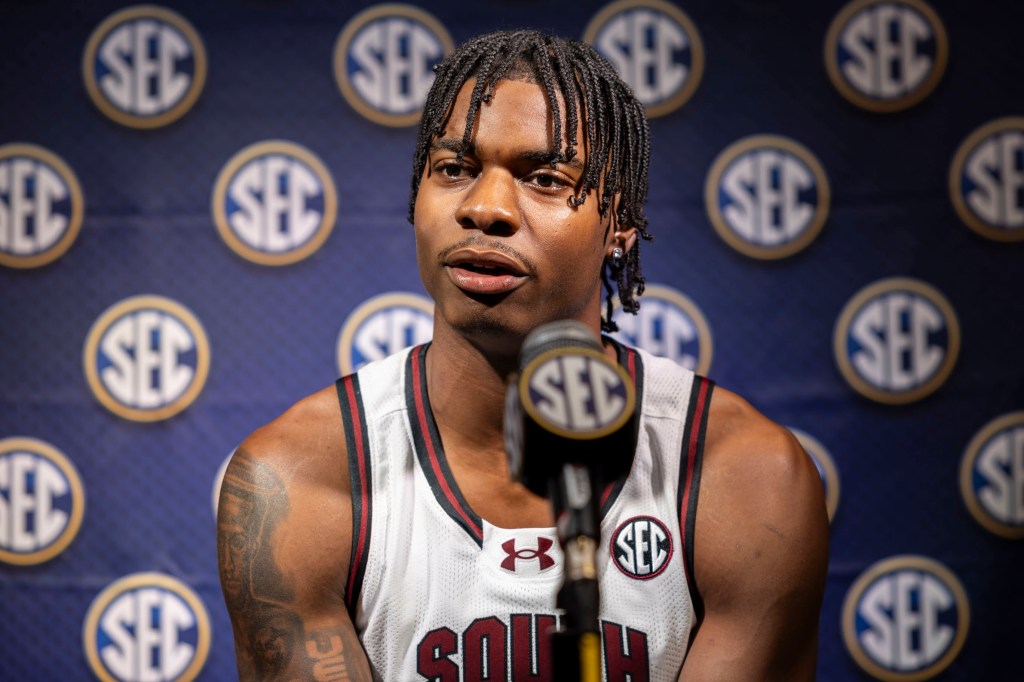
[{"left": 409, "top": 30, "right": 652, "bottom": 333}]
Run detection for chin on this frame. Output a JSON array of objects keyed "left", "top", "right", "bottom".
[
  {"left": 442, "top": 297, "right": 534, "bottom": 345},
  {"left": 454, "top": 309, "right": 524, "bottom": 340}
]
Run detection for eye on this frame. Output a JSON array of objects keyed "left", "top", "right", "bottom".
[
  {"left": 527, "top": 170, "right": 570, "bottom": 189},
  {"left": 434, "top": 160, "right": 476, "bottom": 179}
]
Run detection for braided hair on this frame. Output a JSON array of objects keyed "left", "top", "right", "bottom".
[{"left": 407, "top": 29, "right": 652, "bottom": 332}]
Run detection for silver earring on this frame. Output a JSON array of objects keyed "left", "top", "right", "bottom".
[{"left": 610, "top": 247, "right": 624, "bottom": 262}]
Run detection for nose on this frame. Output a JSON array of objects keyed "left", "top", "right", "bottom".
[{"left": 454, "top": 169, "right": 520, "bottom": 234}]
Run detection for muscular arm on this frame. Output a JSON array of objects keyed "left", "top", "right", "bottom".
[
  {"left": 679, "top": 388, "right": 829, "bottom": 681},
  {"left": 217, "top": 389, "right": 374, "bottom": 681}
]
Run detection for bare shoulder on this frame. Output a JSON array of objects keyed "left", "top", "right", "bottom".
[
  {"left": 217, "top": 384, "right": 370, "bottom": 679},
  {"left": 235, "top": 384, "right": 348, "bottom": 489},
  {"left": 683, "top": 384, "right": 829, "bottom": 679},
  {"left": 698, "top": 385, "right": 828, "bottom": 555},
  {"left": 702, "top": 386, "right": 819, "bottom": 498},
  {"left": 218, "top": 383, "right": 351, "bottom": 613}
]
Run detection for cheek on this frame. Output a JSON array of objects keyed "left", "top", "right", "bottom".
[
  {"left": 546, "top": 211, "right": 611, "bottom": 264},
  {"left": 541, "top": 233, "right": 606, "bottom": 291},
  {"left": 412, "top": 200, "right": 437, "bottom": 256}
]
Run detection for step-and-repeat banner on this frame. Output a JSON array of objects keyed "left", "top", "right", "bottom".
[{"left": 2, "top": 1, "right": 1022, "bottom": 679}]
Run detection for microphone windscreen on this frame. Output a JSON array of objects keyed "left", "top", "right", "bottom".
[
  {"left": 505, "top": 320, "right": 637, "bottom": 496},
  {"left": 518, "top": 320, "right": 603, "bottom": 369}
]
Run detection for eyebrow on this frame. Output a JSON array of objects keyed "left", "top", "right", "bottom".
[{"left": 429, "top": 138, "right": 584, "bottom": 171}]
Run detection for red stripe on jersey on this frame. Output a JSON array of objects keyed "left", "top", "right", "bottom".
[
  {"left": 678, "top": 378, "right": 711, "bottom": 589},
  {"left": 344, "top": 376, "right": 370, "bottom": 603},
  {"left": 411, "top": 347, "right": 483, "bottom": 541}
]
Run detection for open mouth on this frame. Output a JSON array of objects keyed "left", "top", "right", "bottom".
[
  {"left": 446, "top": 252, "right": 528, "bottom": 295},
  {"left": 456, "top": 261, "right": 518, "bottom": 276}
]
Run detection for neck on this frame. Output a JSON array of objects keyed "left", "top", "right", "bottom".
[
  {"left": 423, "top": 318, "right": 619, "bottom": 455},
  {"left": 424, "top": 324, "right": 519, "bottom": 456}
]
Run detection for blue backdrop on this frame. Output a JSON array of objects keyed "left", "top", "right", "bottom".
[{"left": 2, "top": 1, "right": 1022, "bottom": 680}]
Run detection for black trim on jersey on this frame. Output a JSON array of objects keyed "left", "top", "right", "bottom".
[
  {"left": 676, "top": 375, "right": 715, "bottom": 622},
  {"left": 336, "top": 373, "right": 372, "bottom": 617},
  {"left": 406, "top": 344, "right": 485, "bottom": 546},
  {"left": 598, "top": 338, "right": 644, "bottom": 518}
]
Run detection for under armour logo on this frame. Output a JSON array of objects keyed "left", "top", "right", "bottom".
[{"left": 500, "top": 537, "right": 555, "bottom": 572}]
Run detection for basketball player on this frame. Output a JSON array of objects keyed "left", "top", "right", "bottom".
[{"left": 218, "top": 30, "right": 829, "bottom": 681}]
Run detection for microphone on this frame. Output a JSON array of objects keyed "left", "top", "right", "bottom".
[
  {"left": 504, "top": 319, "right": 637, "bottom": 497},
  {"left": 504, "top": 320, "right": 637, "bottom": 681}
]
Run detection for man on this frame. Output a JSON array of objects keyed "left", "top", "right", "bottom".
[{"left": 218, "top": 29, "right": 829, "bottom": 681}]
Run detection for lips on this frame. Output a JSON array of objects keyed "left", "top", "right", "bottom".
[{"left": 445, "top": 249, "right": 528, "bottom": 295}]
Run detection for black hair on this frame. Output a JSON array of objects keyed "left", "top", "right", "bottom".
[{"left": 408, "top": 29, "right": 652, "bottom": 332}]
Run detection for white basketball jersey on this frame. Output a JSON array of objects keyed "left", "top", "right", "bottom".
[{"left": 335, "top": 342, "right": 714, "bottom": 681}]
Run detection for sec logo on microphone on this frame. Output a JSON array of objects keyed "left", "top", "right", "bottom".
[{"left": 520, "top": 346, "right": 636, "bottom": 440}]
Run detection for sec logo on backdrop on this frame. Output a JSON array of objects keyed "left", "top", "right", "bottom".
[
  {"left": 960, "top": 412, "right": 1024, "bottom": 539},
  {"left": 705, "top": 135, "right": 830, "bottom": 260},
  {"left": 84, "top": 295, "right": 210, "bottom": 422},
  {"left": 790, "top": 428, "right": 841, "bottom": 524},
  {"left": 83, "top": 572, "right": 210, "bottom": 682},
  {"left": 949, "top": 117, "right": 1024, "bottom": 242},
  {"left": 212, "top": 140, "right": 338, "bottom": 265},
  {"left": 0, "top": 438, "right": 85, "bottom": 566},
  {"left": 333, "top": 4, "right": 453, "bottom": 127},
  {"left": 825, "top": 0, "right": 947, "bottom": 113},
  {"left": 0, "top": 144, "right": 84, "bottom": 269},
  {"left": 583, "top": 0, "right": 704, "bottom": 117},
  {"left": 834, "top": 277, "right": 959, "bottom": 404},
  {"left": 82, "top": 5, "right": 206, "bottom": 128},
  {"left": 337, "top": 292, "right": 434, "bottom": 375},
  {"left": 610, "top": 283, "right": 713, "bottom": 375},
  {"left": 842, "top": 555, "right": 969, "bottom": 680}
]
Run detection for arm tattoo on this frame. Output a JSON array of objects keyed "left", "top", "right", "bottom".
[
  {"left": 303, "top": 628, "right": 362, "bottom": 681},
  {"left": 218, "top": 449, "right": 373, "bottom": 681},
  {"left": 217, "top": 448, "right": 302, "bottom": 677}
]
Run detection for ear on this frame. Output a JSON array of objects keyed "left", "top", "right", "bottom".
[
  {"left": 606, "top": 226, "right": 638, "bottom": 258},
  {"left": 603, "top": 193, "right": 638, "bottom": 256}
]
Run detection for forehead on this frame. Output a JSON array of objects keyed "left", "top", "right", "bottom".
[{"left": 441, "top": 77, "right": 583, "bottom": 153}]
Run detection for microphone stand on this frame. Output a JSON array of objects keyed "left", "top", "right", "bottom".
[
  {"left": 502, "top": 319, "right": 637, "bottom": 681},
  {"left": 549, "top": 462, "right": 602, "bottom": 682}
]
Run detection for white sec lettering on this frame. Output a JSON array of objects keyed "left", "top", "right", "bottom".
[
  {"left": 561, "top": 356, "right": 596, "bottom": 430},
  {"left": 978, "top": 428, "right": 1024, "bottom": 524},
  {"left": 531, "top": 361, "right": 569, "bottom": 428},
  {"left": 840, "top": 7, "right": 931, "bottom": 98},
  {"left": 0, "top": 160, "right": 67, "bottom": 256}
]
